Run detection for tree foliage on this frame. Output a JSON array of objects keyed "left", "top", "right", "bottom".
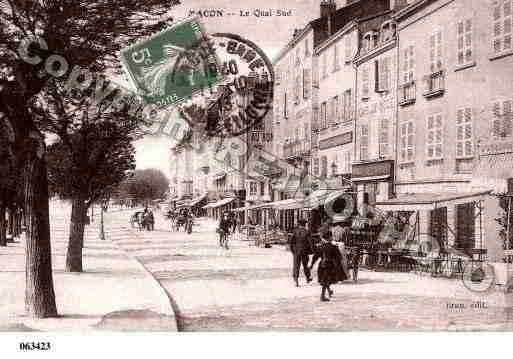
[
  {"left": 117, "top": 168, "right": 169, "bottom": 204},
  {"left": 46, "top": 118, "right": 136, "bottom": 206}
]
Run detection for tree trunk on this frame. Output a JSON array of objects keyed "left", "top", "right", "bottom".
[
  {"left": 99, "top": 206, "right": 105, "bottom": 241},
  {"left": 65, "top": 196, "right": 87, "bottom": 272},
  {"left": 24, "top": 156, "right": 58, "bottom": 318},
  {"left": 7, "top": 207, "right": 13, "bottom": 242},
  {"left": 0, "top": 204, "right": 6, "bottom": 247}
]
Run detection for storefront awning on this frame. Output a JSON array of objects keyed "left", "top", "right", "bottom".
[
  {"left": 270, "top": 198, "right": 305, "bottom": 210},
  {"left": 203, "top": 197, "right": 235, "bottom": 209},
  {"left": 234, "top": 202, "right": 272, "bottom": 212},
  {"left": 375, "top": 190, "right": 492, "bottom": 212},
  {"left": 190, "top": 194, "right": 207, "bottom": 207},
  {"left": 470, "top": 177, "right": 510, "bottom": 196},
  {"left": 352, "top": 174, "right": 390, "bottom": 182}
]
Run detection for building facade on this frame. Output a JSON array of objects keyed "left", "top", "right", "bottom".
[
  {"left": 313, "top": 20, "right": 358, "bottom": 184},
  {"left": 387, "top": 0, "right": 513, "bottom": 261},
  {"left": 353, "top": 12, "right": 398, "bottom": 207}
]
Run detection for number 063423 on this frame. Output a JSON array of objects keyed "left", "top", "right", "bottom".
[{"left": 19, "top": 342, "right": 51, "bottom": 351}]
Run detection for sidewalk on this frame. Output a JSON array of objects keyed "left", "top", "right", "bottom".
[{"left": 0, "top": 203, "right": 177, "bottom": 331}]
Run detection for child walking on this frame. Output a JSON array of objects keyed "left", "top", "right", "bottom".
[{"left": 310, "top": 231, "right": 344, "bottom": 302}]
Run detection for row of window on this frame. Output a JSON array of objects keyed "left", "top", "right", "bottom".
[
  {"left": 317, "top": 89, "right": 353, "bottom": 130},
  {"left": 320, "top": 35, "right": 353, "bottom": 79},
  {"left": 357, "top": 104, "right": 509, "bottom": 164},
  {"left": 279, "top": 2, "right": 512, "bottom": 95},
  {"left": 249, "top": 181, "right": 266, "bottom": 196},
  {"left": 313, "top": 152, "right": 352, "bottom": 177},
  {"left": 398, "top": 101, "right": 512, "bottom": 164},
  {"left": 359, "top": 118, "right": 390, "bottom": 161},
  {"left": 361, "top": 56, "right": 393, "bottom": 98},
  {"left": 398, "top": 4, "right": 510, "bottom": 88},
  {"left": 389, "top": 107, "right": 478, "bottom": 164}
]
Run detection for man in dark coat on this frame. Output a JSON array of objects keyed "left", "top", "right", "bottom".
[{"left": 289, "top": 219, "right": 313, "bottom": 287}]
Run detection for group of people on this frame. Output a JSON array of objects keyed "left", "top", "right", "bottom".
[{"left": 289, "top": 219, "right": 360, "bottom": 302}]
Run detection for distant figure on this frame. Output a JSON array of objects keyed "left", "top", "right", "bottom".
[
  {"left": 230, "top": 212, "right": 238, "bottom": 234},
  {"left": 218, "top": 212, "right": 232, "bottom": 248},
  {"left": 289, "top": 219, "right": 312, "bottom": 287}
]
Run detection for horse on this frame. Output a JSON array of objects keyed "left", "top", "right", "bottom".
[{"left": 130, "top": 211, "right": 144, "bottom": 231}]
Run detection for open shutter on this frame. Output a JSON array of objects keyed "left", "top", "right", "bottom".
[
  {"left": 375, "top": 60, "right": 380, "bottom": 92},
  {"left": 504, "top": 100, "right": 512, "bottom": 137},
  {"left": 492, "top": 101, "right": 502, "bottom": 137}
]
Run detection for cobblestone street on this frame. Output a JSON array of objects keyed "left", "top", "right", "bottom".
[{"left": 107, "top": 210, "right": 513, "bottom": 331}]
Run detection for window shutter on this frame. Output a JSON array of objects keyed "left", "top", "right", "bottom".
[
  {"left": 456, "top": 109, "right": 464, "bottom": 157},
  {"left": 385, "top": 57, "right": 391, "bottom": 90},
  {"left": 504, "top": 100, "right": 512, "bottom": 136},
  {"left": 345, "top": 35, "right": 352, "bottom": 63},
  {"left": 379, "top": 119, "right": 389, "bottom": 157},
  {"left": 347, "top": 89, "right": 352, "bottom": 120},
  {"left": 492, "top": 101, "right": 502, "bottom": 137},
  {"left": 375, "top": 60, "right": 380, "bottom": 92},
  {"left": 362, "top": 66, "right": 370, "bottom": 98},
  {"left": 407, "top": 121, "right": 414, "bottom": 161}
]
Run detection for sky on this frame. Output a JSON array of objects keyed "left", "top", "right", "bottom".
[{"left": 133, "top": 0, "right": 347, "bottom": 179}]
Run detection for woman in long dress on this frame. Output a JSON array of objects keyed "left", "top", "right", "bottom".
[{"left": 310, "top": 231, "right": 346, "bottom": 302}]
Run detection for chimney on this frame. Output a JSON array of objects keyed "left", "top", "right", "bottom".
[{"left": 320, "top": 0, "right": 337, "bottom": 35}]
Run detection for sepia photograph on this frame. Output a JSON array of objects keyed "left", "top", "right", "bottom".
[{"left": 1, "top": 0, "right": 513, "bottom": 356}]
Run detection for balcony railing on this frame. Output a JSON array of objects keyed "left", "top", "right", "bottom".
[
  {"left": 398, "top": 81, "right": 416, "bottom": 106},
  {"left": 249, "top": 130, "right": 273, "bottom": 145},
  {"left": 423, "top": 70, "right": 445, "bottom": 98},
  {"left": 283, "top": 140, "right": 311, "bottom": 159}
]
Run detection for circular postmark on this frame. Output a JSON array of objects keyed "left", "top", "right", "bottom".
[
  {"left": 177, "top": 32, "right": 274, "bottom": 140},
  {"left": 462, "top": 260, "right": 496, "bottom": 293}
]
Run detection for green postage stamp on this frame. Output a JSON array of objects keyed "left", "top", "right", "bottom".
[{"left": 120, "top": 17, "right": 223, "bottom": 108}]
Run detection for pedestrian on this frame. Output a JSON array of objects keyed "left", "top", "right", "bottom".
[
  {"left": 218, "top": 212, "right": 232, "bottom": 248},
  {"left": 147, "top": 208, "right": 155, "bottom": 231},
  {"left": 310, "top": 231, "right": 345, "bottom": 302},
  {"left": 332, "top": 222, "right": 350, "bottom": 280},
  {"left": 229, "top": 211, "right": 237, "bottom": 234},
  {"left": 289, "top": 218, "right": 313, "bottom": 287}
]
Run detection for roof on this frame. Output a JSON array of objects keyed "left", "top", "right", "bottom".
[
  {"left": 274, "top": 0, "right": 391, "bottom": 64},
  {"left": 393, "top": 0, "right": 435, "bottom": 22}
]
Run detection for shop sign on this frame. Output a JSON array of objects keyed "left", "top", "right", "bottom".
[
  {"left": 319, "top": 132, "right": 353, "bottom": 150},
  {"left": 352, "top": 160, "right": 393, "bottom": 179}
]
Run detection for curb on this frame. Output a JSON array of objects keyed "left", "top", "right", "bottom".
[{"left": 104, "top": 213, "right": 179, "bottom": 332}]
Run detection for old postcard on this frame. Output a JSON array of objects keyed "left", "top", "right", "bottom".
[{"left": 1, "top": 0, "right": 513, "bottom": 353}]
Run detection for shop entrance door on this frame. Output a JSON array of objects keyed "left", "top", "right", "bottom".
[
  {"left": 456, "top": 202, "right": 475, "bottom": 254},
  {"left": 430, "top": 207, "right": 448, "bottom": 249}
]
